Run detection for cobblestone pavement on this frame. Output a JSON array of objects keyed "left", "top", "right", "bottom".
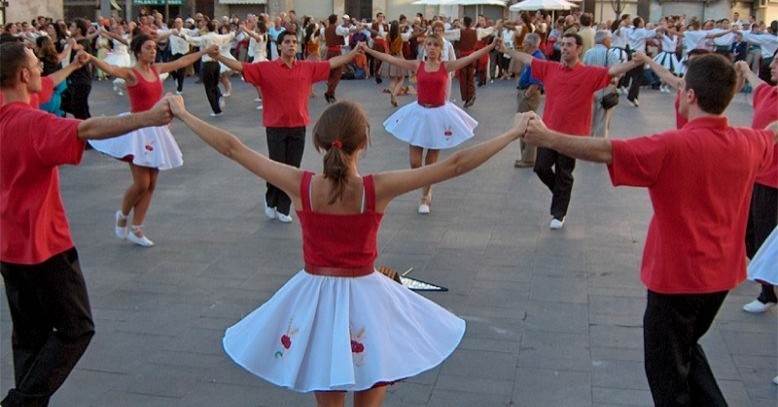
[{"left": 1, "top": 74, "right": 776, "bottom": 406}]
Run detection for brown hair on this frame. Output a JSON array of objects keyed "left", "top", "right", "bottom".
[
  {"left": 0, "top": 42, "right": 29, "bottom": 89},
  {"left": 313, "top": 101, "right": 371, "bottom": 205},
  {"left": 684, "top": 54, "right": 736, "bottom": 115},
  {"left": 424, "top": 33, "right": 443, "bottom": 47}
]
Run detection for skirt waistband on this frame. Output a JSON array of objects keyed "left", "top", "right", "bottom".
[{"left": 305, "top": 263, "right": 374, "bottom": 277}]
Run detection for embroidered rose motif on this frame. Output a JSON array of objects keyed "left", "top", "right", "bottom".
[
  {"left": 443, "top": 126, "right": 453, "bottom": 137},
  {"left": 144, "top": 144, "right": 154, "bottom": 151},
  {"left": 350, "top": 325, "right": 366, "bottom": 366},
  {"left": 275, "top": 319, "right": 298, "bottom": 359}
]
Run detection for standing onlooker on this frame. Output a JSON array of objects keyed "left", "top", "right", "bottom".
[
  {"left": 583, "top": 30, "right": 621, "bottom": 139},
  {"left": 522, "top": 53, "right": 776, "bottom": 407},
  {"left": 501, "top": 33, "right": 639, "bottom": 229},
  {"left": 514, "top": 32, "right": 544, "bottom": 168},
  {"left": 735, "top": 57, "right": 778, "bottom": 313},
  {"left": 209, "top": 30, "right": 361, "bottom": 223},
  {"left": 0, "top": 42, "right": 172, "bottom": 407},
  {"left": 578, "top": 13, "right": 596, "bottom": 55}
]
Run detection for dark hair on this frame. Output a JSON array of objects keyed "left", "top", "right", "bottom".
[
  {"left": 0, "top": 42, "right": 29, "bottom": 88},
  {"left": 562, "top": 32, "right": 582, "bottom": 46},
  {"left": 73, "top": 18, "right": 89, "bottom": 36},
  {"left": 389, "top": 20, "right": 400, "bottom": 42},
  {"left": 36, "top": 35, "right": 58, "bottom": 64},
  {"left": 313, "top": 101, "right": 371, "bottom": 204},
  {"left": 277, "top": 30, "right": 297, "bottom": 44},
  {"left": 130, "top": 34, "right": 154, "bottom": 59},
  {"left": 684, "top": 54, "right": 736, "bottom": 115},
  {"left": 328, "top": 14, "right": 337, "bottom": 24},
  {"left": 463, "top": 16, "right": 472, "bottom": 27},
  {"left": 207, "top": 20, "right": 217, "bottom": 32},
  {"left": 580, "top": 14, "right": 592, "bottom": 27},
  {"left": 305, "top": 23, "right": 318, "bottom": 41}
]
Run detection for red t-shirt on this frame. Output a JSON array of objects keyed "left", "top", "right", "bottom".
[
  {"left": 0, "top": 102, "right": 85, "bottom": 264},
  {"left": 607, "top": 116, "right": 774, "bottom": 294},
  {"left": 0, "top": 76, "right": 55, "bottom": 109},
  {"left": 241, "top": 59, "right": 330, "bottom": 128},
  {"left": 531, "top": 59, "right": 611, "bottom": 136},
  {"left": 752, "top": 83, "right": 778, "bottom": 188},
  {"left": 674, "top": 92, "right": 687, "bottom": 129}
]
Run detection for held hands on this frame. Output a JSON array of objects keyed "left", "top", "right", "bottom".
[
  {"left": 734, "top": 60, "right": 749, "bottom": 75},
  {"left": 75, "top": 50, "right": 90, "bottom": 66},
  {"left": 165, "top": 93, "right": 187, "bottom": 118},
  {"left": 522, "top": 111, "right": 551, "bottom": 147},
  {"left": 205, "top": 44, "right": 220, "bottom": 58},
  {"left": 147, "top": 95, "right": 175, "bottom": 126},
  {"left": 632, "top": 52, "right": 647, "bottom": 64}
]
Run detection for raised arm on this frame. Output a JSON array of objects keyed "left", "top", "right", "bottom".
[
  {"left": 445, "top": 40, "right": 496, "bottom": 72},
  {"left": 523, "top": 112, "right": 613, "bottom": 164},
  {"left": 358, "top": 42, "right": 419, "bottom": 71},
  {"left": 327, "top": 45, "right": 363, "bottom": 70},
  {"left": 373, "top": 113, "right": 529, "bottom": 211},
  {"left": 56, "top": 38, "right": 77, "bottom": 63},
  {"left": 47, "top": 50, "right": 89, "bottom": 86},
  {"left": 208, "top": 45, "right": 242, "bottom": 71},
  {"left": 167, "top": 94, "right": 302, "bottom": 197},
  {"left": 635, "top": 51, "right": 681, "bottom": 88},
  {"left": 99, "top": 28, "right": 128, "bottom": 45},
  {"left": 497, "top": 41, "right": 533, "bottom": 65},
  {"left": 608, "top": 55, "right": 642, "bottom": 77},
  {"left": 85, "top": 52, "right": 134, "bottom": 80},
  {"left": 155, "top": 46, "right": 208, "bottom": 74},
  {"left": 735, "top": 60, "right": 766, "bottom": 89}
]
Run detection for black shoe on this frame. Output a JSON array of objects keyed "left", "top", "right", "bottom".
[
  {"left": 325, "top": 93, "right": 336, "bottom": 104},
  {"left": 375, "top": 77, "right": 383, "bottom": 84},
  {"left": 464, "top": 96, "right": 476, "bottom": 108}
]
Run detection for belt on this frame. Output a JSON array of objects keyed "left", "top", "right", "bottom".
[
  {"left": 305, "top": 263, "right": 374, "bottom": 277},
  {"left": 418, "top": 102, "right": 444, "bottom": 108}
]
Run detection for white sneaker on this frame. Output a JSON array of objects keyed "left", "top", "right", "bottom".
[
  {"left": 254, "top": 97, "right": 262, "bottom": 102},
  {"left": 742, "top": 299, "right": 776, "bottom": 313},
  {"left": 256, "top": 104, "right": 263, "bottom": 110},
  {"left": 549, "top": 217, "right": 565, "bottom": 230},
  {"left": 218, "top": 97, "right": 226, "bottom": 109},
  {"left": 175, "top": 90, "right": 183, "bottom": 95},
  {"left": 114, "top": 210, "right": 128, "bottom": 239},
  {"left": 276, "top": 212, "right": 293, "bottom": 223},
  {"left": 222, "top": 92, "right": 231, "bottom": 97},
  {"left": 417, "top": 203, "right": 430, "bottom": 215},
  {"left": 773, "top": 376, "right": 778, "bottom": 385},
  {"left": 209, "top": 112, "right": 223, "bottom": 117},
  {"left": 263, "top": 202, "right": 276, "bottom": 219},
  {"left": 127, "top": 226, "right": 154, "bottom": 247}
]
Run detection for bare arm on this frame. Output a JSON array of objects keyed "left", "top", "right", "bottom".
[
  {"left": 56, "top": 38, "right": 76, "bottom": 63},
  {"left": 327, "top": 45, "right": 362, "bottom": 69},
  {"left": 168, "top": 94, "right": 302, "bottom": 197},
  {"left": 77, "top": 96, "right": 172, "bottom": 140},
  {"left": 373, "top": 113, "right": 529, "bottom": 211},
  {"left": 735, "top": 60, "right": 766, "bottom": 89},
  {"left": 608, "top": 57, "right": 641, "bottom": 77},
  {"left": 46, "top": 50, "right": 89, "bottom": 86},
  {"left": 208, "top": 45, "right": 242, "bottom": 71},
  {"left": 359, "top": 42, "right": 419, "bottom": 71},
  {"left": 497, "top": 42, "right": 533, "bottom": 65},
  {"left": 155, "top": 47, "right": 207, "bottom": 74},
  {"left": 445, "top": 40, "right": 496, "bottom": 72},
  {"left": 523, "top": 112, "right": 613, "bottom": 164},
  {"left": 86, "top": 52, "right": 134, "bottom": 81}
]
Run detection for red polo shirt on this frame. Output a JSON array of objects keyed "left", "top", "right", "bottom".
[
  {"left": 607, "top": 116, "right": 774, "bottom": 294},
  {"left": 752, "top": 83, "right": 778, "bottom": 188},
  {"left": 241, "top": 59, "right": 330, "bottom": 128},
  {"left": 531, "top": 59, "right": 611, "bottom": 136},
  {"left": 0, "top": 102, "right": 84, "bottom": 264}
]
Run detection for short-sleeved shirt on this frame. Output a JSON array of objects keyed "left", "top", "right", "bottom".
[
  {"left": 241, "top": 59, "right": 330, "bottom": 128},
  {"left": 530, "top": 59, "right": 611, "bottom": 135},
  {"left": 752, "top": 83, "right": 778, "bottom": 188},
  {"left": 607, "top": 116, "right": 774, "bottom": 294},
  {"left": 0, "top": 102, "right": 85, "bottom": 264}
]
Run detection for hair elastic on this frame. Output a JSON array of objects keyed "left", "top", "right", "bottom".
[{"left": 331, "top": 140, "right": 343, "bottom": 149}]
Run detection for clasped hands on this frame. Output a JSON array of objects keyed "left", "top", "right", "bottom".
[{"left": 512, "top": 111, "right": 549, "bottom": 146}]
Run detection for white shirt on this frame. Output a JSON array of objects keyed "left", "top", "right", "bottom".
[{"left": 182, "top": 31, "right": 236, "bottom": 62}]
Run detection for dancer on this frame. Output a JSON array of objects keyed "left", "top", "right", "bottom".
[
  {"left": 323, "top": 14, "right": 351, "bottom": 103},
  {"left": 653, "top": 27, "right": 680, "bottom": 92},
  {"left": 217, "top": 24, "right": 238, "bottom": 98},
  {"left": 180, "top": 20, "right": 235, "bottom": 117},
  {"left": 380, "top": 20, "right": 412, "bottom": 107},
  {"left": 86, "top": 35, "right": 211, "bottom": 247},
  {"left": 0, "top": 41, "right": 172, "bottom": 407},
  {"left": 361, "top": 35, "right": 497, "bottom": 214},
  {"left": 522, "top": 53, "right": 777, "bottom": 407},
  {"left": 745, "top": 225, "right": 778, "bottom": 385},
  {"left": 304, "top": 22, "right": 322, "bottom": 97},
  {"left": 241, "top": 20, "right": 268, "bottom": 109},
  {"left": 209, "top": 31, "right": 362, "bottom": 224},
  {"left": 735, "top": 56, "right": 778, "bottom": 313},
  {"left": 419, "top": 21, "right": 456, "bottom": 100},
  {"left": 167, "top": 94, "right": 529, "bottom": 407},
  {"left": 99, "top": 24, "right": 132, "bottom": 95}
]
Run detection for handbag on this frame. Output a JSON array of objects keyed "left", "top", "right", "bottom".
[{"left": 600, "top": 51, "right": 619, "bottom": 110}]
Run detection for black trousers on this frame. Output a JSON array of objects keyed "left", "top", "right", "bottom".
[
  {"left": 626, "top": 63, "right": 643, "bottom": 102},
  {"left": 1, "top": 248, "right": 95, "bottom": 407},
  {"left": 169, "top": 53, "right": 186, "bottom": 92},
  {"left": 534, "top": 147, "right": 576, "bottom": 219},
  {"left": 265, "top": 126, "right": 306, "bottom": 216},
  {"left": 644, "top": 289, "right": 728, "bottom": 407},
  {"left": 745, "top": 183, "right": 778, "bottom": 302},
  {"left": 68, "top": 83, "right": 91, "bottom": 119},
  {"left": 202, "top": 61, "right": 222, "bottom": 114}
]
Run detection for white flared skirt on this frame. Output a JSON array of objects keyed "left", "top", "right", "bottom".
[
  {"left": 223, "top": 269, "right": 466, "bottom": 393},
  {"left": 653, "top": 52, "right": 680, "bottom": 75},
  {"left": 104, "top": 51, "right": 132, "bottom": 68},
  {"left": 383, "top": 101, "right": 477, "bottom": 150},
  {"left": 748, "top": 226, "right": 778, "bottom": 285},
  {"left": 220, "top": 51, "right": 238, "bottom": 74},
  {"left": 89, "top": 114, "right": 183, "bottom": 170}
]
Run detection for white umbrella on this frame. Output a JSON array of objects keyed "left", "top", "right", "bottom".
[
  {"left": 456, "top": 0, "right": 507, "bottom": 5},
  {"left": 509, "top": 0, "right": 579, "bottom": 11},
  {"left": 411, "top": 0, "right": 453, "bottom": 4}
]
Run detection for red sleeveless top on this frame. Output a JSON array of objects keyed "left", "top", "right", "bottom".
[
  {"left": 296, "top": 171, "right": 383, "bottom": 269},
  {"left": 416, "top": 61, "right": 447, "bottom": 107},
  {"left": 128, "top": 66, "right": 163, "bottom": 113}
]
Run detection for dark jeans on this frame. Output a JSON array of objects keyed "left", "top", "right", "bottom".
[
  {"left": 644, "top": 290, "right": 728, "bottom": 407},
  {"left": 459, "top": 59, "right": 476, "bottom": 102},
  {"left": 170, "top": 53, "right": 186, "bottom": 92},
  {"left": 745, "top": 183, "right": 778, "bottom": 302},
  {"left": 68, "top": 83, "right": 91, "bottom": 119},
  {"left": 265, "top": 126, "right": 306, "bottom": 216},
  {"left": 1, "top": 248, "right": 95, "bottom": 407},
  {"left": 534, "top": 147, "right": 576, "bottom": 219},
  {"left": 325, "top": 49, "right": 343, "bottom": 97},
  {"left": 202, "top": 61, "right": 222, "bottom": 114}
]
